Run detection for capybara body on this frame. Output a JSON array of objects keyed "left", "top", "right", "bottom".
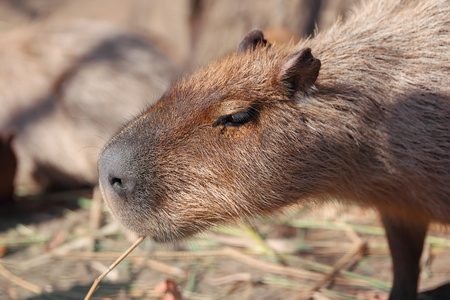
[{"left": 98, "top": 0, "right": 450, "bottom": 299}]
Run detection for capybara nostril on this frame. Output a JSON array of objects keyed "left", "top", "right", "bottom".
[
  {"left": 108, "top": 174, "right": 136, "bottom": 199},
  {"left": 109, "top": 177, "right": 123, "bottom": 190}
]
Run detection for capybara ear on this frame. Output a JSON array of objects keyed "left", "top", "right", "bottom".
[
  {"left": 277, "top": 48, "right": 321, "bottom": 94},
  {"left": 238, "top": 29, "right": 268, "bottom": 54}
]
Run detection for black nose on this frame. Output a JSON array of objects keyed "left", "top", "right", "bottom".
[{"left": 98, "top": 142, "right": 136, "bottom": 201}]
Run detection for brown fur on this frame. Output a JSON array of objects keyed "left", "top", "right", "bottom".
[{"left": 99, "top": 0, "right": 449, "bottom": 298}]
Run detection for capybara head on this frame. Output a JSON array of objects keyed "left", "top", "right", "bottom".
[{"left": 98, "top": 30, "right": 326, "bottom": 242}]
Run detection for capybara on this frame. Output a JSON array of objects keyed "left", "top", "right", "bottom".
[
  {"left": 98, "top": 0, "right": 450, "bottom": 299},
  {"left": 0, "top": 20, "right": 174, "bottom": 190}
]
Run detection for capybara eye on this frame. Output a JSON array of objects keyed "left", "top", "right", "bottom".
[{"left": 213, "top": 108, "right": 257, "bottom": 128}]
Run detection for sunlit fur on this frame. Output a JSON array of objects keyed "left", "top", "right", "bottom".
[{"left": 100, "top": 0, "right": 449, "bottom": 242}]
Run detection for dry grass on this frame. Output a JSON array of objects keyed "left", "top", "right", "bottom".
[{"left": 1, "top": 190, "right": 449, "bottom": 300}]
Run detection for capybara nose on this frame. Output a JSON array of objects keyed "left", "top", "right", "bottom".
[
  {"left": 107, "top": 172, "right": 136, "bottom": 199},
  {"left": 98, "top": 142, "right": 136, "bottom": 201}
]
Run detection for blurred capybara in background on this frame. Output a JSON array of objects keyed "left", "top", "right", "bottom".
[
  {"left": 98, "top": 0, "right": 449, "bottom": 299},
  {"left": 0, "top": 20, "right": 175, "bottom": 191},
  {"left": 187, "top": 0, "right": 353, "bottom": 67}
]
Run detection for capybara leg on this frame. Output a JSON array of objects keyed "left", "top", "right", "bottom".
[{"left": 381, "top": 214, "right": 428, "bottom": 300}]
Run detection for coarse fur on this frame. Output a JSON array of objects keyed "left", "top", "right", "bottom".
[{"left": 99, "top": 0, "right": 449, "bottom": 298}]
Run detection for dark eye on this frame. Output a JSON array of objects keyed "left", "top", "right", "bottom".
[{"left": 213, "top": 108, "right": 257, "bottom": 127}]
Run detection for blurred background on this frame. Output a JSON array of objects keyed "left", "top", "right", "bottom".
[{"left": 0, "top": 1, "right": 448, "bottom": 300}]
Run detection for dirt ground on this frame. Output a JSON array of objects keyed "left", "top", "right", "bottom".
[{"left": 1, "top": 190, "right": 449, "bottom": 300}]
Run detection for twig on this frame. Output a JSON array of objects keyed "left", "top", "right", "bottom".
[
  {"left": 207, "top": 272, "right": 252, "bottom": 285},
  {"left": 56, "top": 249, "right": 242, "bottom": 260},
  {"left": 0, "top": 262, "right": 43, "bottom": 294},
  {"left": 147, "top": 259, "right": 186, "bottom": 278},
  {"left": 84, "top": 236, "right": 145, "bottom": 300},
  {"left": 222, "top": 247, "right": 323, "bottom": 281},
  {"left": 88, "top": 186, "right": 104, "bottom": 250},
  {"left": 89, "top": 187, "right": 104, "bottom": 233},
  {"left": 295, "top": 241, "right": 366, "bottom": 300},
  {"left": 420, "top": 241, "right": 431, "bottom": 279},
  {"left": 288, "top": 222, "right": 367, "bottom": 300},
  {"left": 55, "top": 247, "right": 387, "bottom": 288},
  {"left": 290, "top": 219, "right": 450, "bottom": 248},
  {"left": 242, "top": 223, "right": 278, "bottom": 260},
  {"left": 25, "top": 236, "right": 93, "bottom": 270}
]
